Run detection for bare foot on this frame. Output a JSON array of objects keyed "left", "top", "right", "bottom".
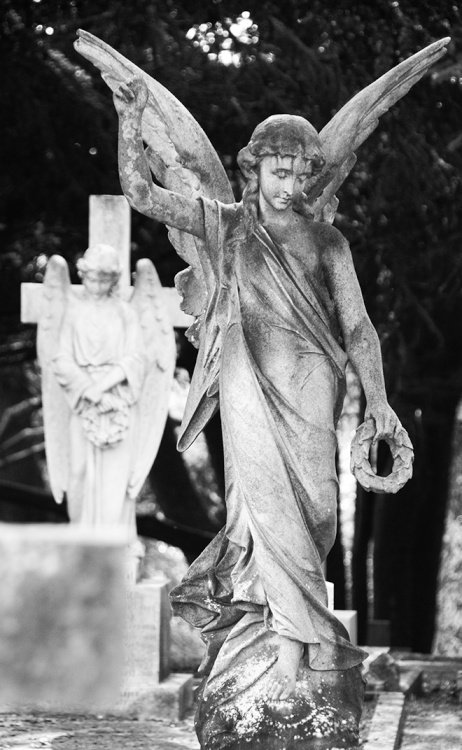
[{"left": 267, "top": 637, "right": 304, "bottom": 701}]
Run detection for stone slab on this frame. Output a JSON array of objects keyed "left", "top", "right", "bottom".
[
  {"left": 124, "top": 578, "right": 170, "bottom": 688},
  {"left": 400, "top": 703, "right": 462, "bottom": 749},
  {"left": 326, "top": 580, "right": 334, "bottom": 610},
  {"left": 0, "top": 523, "right": 127, "bottom": 711},
  {"left": 364, "top": 692, "right": 406, "bottom": 750},
  {"left": 335, "top": 609, "right": 358, "bottom": 645},
  {"left": 114, "top": 672, "right": 194, "bottom": 721}
]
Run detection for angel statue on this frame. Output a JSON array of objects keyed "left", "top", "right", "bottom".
[
  {"left": 75, "top": 30, "right": 446, "bottom": 749},
  {"left": 37, "top": 243, "right": 176, "bottom": 577}
]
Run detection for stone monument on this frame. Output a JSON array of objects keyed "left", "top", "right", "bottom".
[
  {"left": 74, "top": 30, "right": 447, "bottom": 749},
  {"left": 20, "top": 195, "right": 194, "bottom": 718},
  {"left": 0, "top": 523, "right": 126, "bottom": 712},
  {"left": 36, "top": 242, "right": 176, "bottom": 576}
]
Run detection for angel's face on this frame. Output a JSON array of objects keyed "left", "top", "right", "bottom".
[
  {"left": 82, "top": 271, "right": 115, "bottom": 300},
  {"left": 258, "top": 154, "right": 311, "bottom": 216}
]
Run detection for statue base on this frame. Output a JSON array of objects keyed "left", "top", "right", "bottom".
[{"left": 195, "top": 615, "right": 364, "bottom": 750}]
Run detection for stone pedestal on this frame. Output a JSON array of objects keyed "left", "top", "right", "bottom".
[
  {"left": 0, "top": 523, "right": 127, "bottom": 711},
  {"left": 115, "top": 575, "right": 193, "bottom": 720}
]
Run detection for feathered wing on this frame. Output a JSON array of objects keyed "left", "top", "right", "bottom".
[
  {"left": 36, "top": 256, "right": 72, "bottom": 504},
  {"left": 74, "top": 30, "right": 234, "bottom": 344},
  {"left": 304, "top": 37, "right": 450, "bottom": 221},
  {"left": 75, "top": 30, "right": 236, "bottom": 447},
  {"left": 128, "top": 259, "right": 177, "bottom": 499}
]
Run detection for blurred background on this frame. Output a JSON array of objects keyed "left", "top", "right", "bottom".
[{"left": 1, "top": 0, "right": 462, "bottom": 654}]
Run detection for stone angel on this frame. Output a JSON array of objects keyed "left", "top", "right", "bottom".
[
  {"left": 37, "top": 244, "right": 176, "bottom": 564},
  {"left": 75, "top": 32, "right": 446, "bottom": 750}
]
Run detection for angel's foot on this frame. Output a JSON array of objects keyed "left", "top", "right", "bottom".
[{"left": 267, "top": 637, "right": 304, "bottom": 701}]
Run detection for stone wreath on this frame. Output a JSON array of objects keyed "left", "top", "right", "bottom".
[{"left": 350, "top": 419, "right": 414, "bottom": 494}]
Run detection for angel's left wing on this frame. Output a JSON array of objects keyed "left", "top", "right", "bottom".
[
  {"left": 128, "top": 259, "right": 177, "bottom": 500},
  {"left": 304, "top": 37, "right": 450, "bottom": 221},
  {"left": 37, "top": 255, "right": 72, "bottom": 504}
]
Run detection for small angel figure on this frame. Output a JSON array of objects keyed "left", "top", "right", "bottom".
[
  {"left": 75, "top": 31, "right": 445, "bottom": 749},
  {"left": 38, "top": 243, "right": 176, "bottom": 567}
]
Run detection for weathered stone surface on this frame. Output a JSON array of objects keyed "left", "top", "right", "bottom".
[
  {"left": 0, "top": 523, "right": 126, "bottom": 711},
  {"left": 397, "top": 656, "right": 462, "bottom": 696},
  {"left": 170, "top": 615, "right": 205, "bottom": 673},
  {"left": 124, "top": 577, "right": 171, "bottom": 688},
  {"left": 194, "top": 614, "right": 364, "bottom": 750},
  {"left": 75, "top": 30, "right": 449, "bottom": 750},
  {"left": 366, "top": 653, "right": 400, "bottom": 693},
  {"left": 400, "top": 700, "right": 462, "bottom": 749},
  {"left": 116, "top": 672, "right": 194, "bottom": 721},
  {"left": 364, "top": 692, "right": 405, "bottom": 750},
  {"left": 116, "top": 576, "right": 194, "bottom": 720}
]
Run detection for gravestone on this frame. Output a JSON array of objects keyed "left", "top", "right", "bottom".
[
  {"left": 117, "top": 573, "right": 193, "bottom": 719},
  {"left": 326, "top": 580, "right": 359, "bottom": 645},
  {"left": 19, "top": 195, "right": 194, "bottom": 720},
  {"left": 0, "top": 523, "right": 127, "bottom": 711}
]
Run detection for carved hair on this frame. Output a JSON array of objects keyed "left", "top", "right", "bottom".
[
  {"left": 77, "top": 244, "right": 121, "bottom": 287},
  {"left": 237, "top": 115, "right": 326, "bottom": 234}
]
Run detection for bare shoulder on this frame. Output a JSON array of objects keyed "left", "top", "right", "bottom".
[
  {"left": 309, "top": 221, "right": 349, "bottom": 254},
  {"left": 307, "top": 222, "right": 351, "bottom": 277}
]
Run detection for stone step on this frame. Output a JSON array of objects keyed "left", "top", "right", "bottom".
[
  {"left": 400, "top": 703, "right": 462, "bottom": 749},
  {"left": 363, "top": 692, "right": 405, "bottom": 750}
]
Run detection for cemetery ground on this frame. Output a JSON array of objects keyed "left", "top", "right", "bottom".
[
  {"left": 0, "top": 684, "right": 460, "bottom": 749},
  {"left": 0, "top": 524, "right": 460, "bottom": 749}
]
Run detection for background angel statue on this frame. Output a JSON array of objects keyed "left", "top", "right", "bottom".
[
  {"left": 75, "top": 31, "right": 446, "bottom": 750},
  {"left": 38, "top": 243, "right": 176, "bottom": 564}
]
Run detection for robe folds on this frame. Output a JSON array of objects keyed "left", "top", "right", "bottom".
[{"left": 171, "top": 200, "right": 366, "bottom": 750}]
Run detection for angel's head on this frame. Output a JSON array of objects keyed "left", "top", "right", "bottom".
[
  {"left": 237, "top": 115, "right": 326, "bottom": 232},
  {"left": 77, "top": 244, "right": 121, "bottom": 300}
]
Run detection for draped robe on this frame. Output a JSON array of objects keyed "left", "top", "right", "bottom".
[
  {"left": 171, "top": 200, "right": 366, "bottom": 749},
  {"left": 53, "top": 296, "right": 145, "bottom": 534}
]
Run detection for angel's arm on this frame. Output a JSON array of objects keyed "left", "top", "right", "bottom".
[
  {"left": 114, "top": 78, "right": 205, "bottom": 240},
  {"left": 320, "top": 226, "right": 400, "bottom": 440},
  {"left": 86, "top": 308, "right": 146, "bottom": 403},
  {"left": 53, "top": 309, "right": 92, "bottom": 410}
]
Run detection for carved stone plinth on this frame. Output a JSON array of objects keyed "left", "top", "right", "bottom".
[{"left": 195, "top": 614, "right": 363, "bottom": 750}]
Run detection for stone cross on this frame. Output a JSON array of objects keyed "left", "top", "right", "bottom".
[{"left": 20, "top": 194, "right": 192, "bottom": 329}]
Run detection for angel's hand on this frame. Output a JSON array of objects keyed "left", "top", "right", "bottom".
[
  {"left": 113, "top": 76, "right": 148, "bottom": 117},
  {"left": 83, "top": 384, "right": 104, "bottom": 405},
  {"left": 365, "top": 400, "right": 401, "bottom": 445}
]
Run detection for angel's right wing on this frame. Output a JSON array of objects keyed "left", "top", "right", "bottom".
[
  {"left": 304, "top": 37, "right": 450, "bottom": 221},
  {"left": 74, "top": 30, "right": 235, "bottom": 346},
  {"left": 128, "top": 259, "right": 177, "bottom": 500},
  {"left": 37, "top": 255, "right": 72, "bottom": 504}
]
